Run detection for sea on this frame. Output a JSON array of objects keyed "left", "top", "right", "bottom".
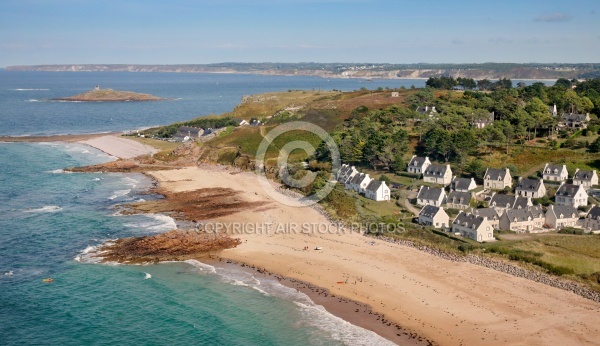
[
  {"left": 0, "top": 71, "right": 430, "bottom": 346},
  {"left": 0, "top": 71, "right": 550, "bottom": 345}
]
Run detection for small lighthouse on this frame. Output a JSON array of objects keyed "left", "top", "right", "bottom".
[{"left": 95, "top": 85, "right": 100, "bottom": 90}]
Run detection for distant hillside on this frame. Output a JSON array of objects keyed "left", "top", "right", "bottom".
[{"left": 6, "top": 62, "right": 600, "bottom": 80}]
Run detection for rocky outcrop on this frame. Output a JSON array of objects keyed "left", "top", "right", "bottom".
[
  {"left": 53, "top": 88, "right": 164, "bottom": 102},
  {"left": 96, "top": 230, "right": 241, "bottom": 264}
]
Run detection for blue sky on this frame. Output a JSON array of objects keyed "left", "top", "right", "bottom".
[{"left": 0, "top": 0, "right": 598, "bottom": 66}]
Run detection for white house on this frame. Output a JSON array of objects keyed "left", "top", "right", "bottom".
[
  {"left": 423, "top": 164, "right": 453, "bottom": 186},
  {"left": 418, "top": 205, "right": 450, "bottom": 229},
  {"left": 488, "top": 193, "right": 532, "bottom": 214},
  {"left": 451, "top": 177, "right": 477, "bottom": 192},
  {"left": 515, "top": 178, "right": 546, "bottom": 198},
  {"left": 337, "top": 164, "right": 358, "bottom": 184},
  {"left": 407, "top": 155, "right": 431, "bottom": 175},
  {"left": 584, "top": 205, "right": 600, "bottom": 231},
  {"left": 416, "top": 186, "right": 446, "bottom": 207},
  {"left": 416, "top": 106, "right": 437, "bottom": 117},
  {"left": 549, "top": 104, "right": 558, "bottom": 117},
  {"left": 498, "top": 206, "right": 545, "bottom": 233},
  {"left": 573, "top": 169, "right": 598, "bottom": 191},
  {"left": 483, "top": 168, "right": 512, "bottom": 190},
  {"left": 471, "top": 207, "right": 500, "bottom": 230},
  {"left": 349, "top": 173, "right": 372, "bottom": 194},
  {"left": 452, "top": 212, "right": 495, "bottom": 242},
  {"left": 555, "top": 183, "right": 588, "bottom": 208},
  {"left": 560, "top": 113, "right": 590, "bottom": 129},
  {"left": 365, "top": 180, "right": 390, "bottom": 201},
  {"left": 545, "top": 205, "right": 579, "bottom": 230},
  {"left": 542, "top": 163, "right": 568, "bottom": 182},
  {"left": 471, "top": 111, "right": 494, "bottom": 129},
  {"left": 445, "top": 191, "right": 472, "bottom": 210},
  {"left": 234, "top": 118, "right": 250, "bottom": 126}
]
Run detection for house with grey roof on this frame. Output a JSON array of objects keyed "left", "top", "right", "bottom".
[
  {"left": 515, "top": 178, "right": 546, "bottom": 198},
  {"left": 555, "top": 183, "right": 588, "bottom": 208},
  {"left": 407, "top": 155, "right": 431, "bottom": 175},
  {"left": 336, "top": 164, "right": 351, "bottom": 181},
  {"left": 365, "top": 180, "right": 390, "bottom": 201},
  {"left": 499, "top": 206, "right": 545, "bottom": 233},
  {"left": 542, "top": 163, "right": 568, "bottom": 182},
  {"left": 451, "top": 177, "right": 477, "bottom": 192},
  {"left": 545, "top": 205, "right": 579, "bottom": 230},
  {"left": 483, "top": 168, "right": 512, "bottom": 190},
  {"left": 174, "top": 126, "right": 202, "bottom": 141},
  {"left": 415, "top": 106, "right": 437, "bottom": 117},
  {"left": 584, "top": 205, "right": 600, "bottom": 231},
  {"left": 416, "top": 186, "right": 446, "bottom": 207},
  {"left": 446, "top": 191, "right": 472, "bottom": 210},
  {"left": 471, "top": 111, "right": 494, "bottom": 129},
  {"left": 337, "top": 164, "right": 358, "bottom": 184},
  {"left": 489, "top": 193, "right": 532, "bottom": 214},
  {"left": 418, "top": 205, "right": 450, "bottom": 229},
  {"left": 452, "top": 212, "right": 495, "bottom": 242},
  {"left": 560, "top": 113, "right": 590, "bottom": 129},
  {"left": 470, "top": 208, "right": 500, "bottom": 230},
  {"left": 423, "top": 164, "right": 452, "bottom": 186},
  {"left": 349, "top": 173, "right": 372, "bottom": 194},
  {"left": 573, "top": 169, "right": 598, "bottom": 191}
]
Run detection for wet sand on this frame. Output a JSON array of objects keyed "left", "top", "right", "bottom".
[{"left": 147, "top": 166, "right": 600, "bottom": 346}]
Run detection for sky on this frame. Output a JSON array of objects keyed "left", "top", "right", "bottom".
[{"left": 1, "top": 0, "right": 599, "bottom": 67}]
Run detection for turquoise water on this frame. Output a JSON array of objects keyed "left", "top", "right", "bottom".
[
  {"left": 0, "top": 143, "right": 393, "bottom": 345},
  {"left": 0, "top": 72, "right": 404, "bottom": 345}
]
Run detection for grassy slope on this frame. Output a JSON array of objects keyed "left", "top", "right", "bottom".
[{"left": 177, "top": 88, "right": 600, "bottom": 291}]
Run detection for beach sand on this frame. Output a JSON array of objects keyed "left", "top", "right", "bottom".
[
  {"left": 0, "top": 133, "right": 157, "bottom": 160},
  {"left": 80, "top": 135, "right": 158, "bottom": 159},
  {"left": 148, "top": 166, "right": 600, "bottom": 346}
]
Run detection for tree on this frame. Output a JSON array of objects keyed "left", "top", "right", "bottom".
[
  {"left": 525, "top": 97, "right": 552, "bottom": 138},
  {"left": 424, "top": 127, "right": 453, "bottom": 161},
  {"left": 555, "top": 78, "right": 572, "bottom": 89},
  {"left": 589, "top": 137, "right": 600, "bottom": 153},
  {"left": 379, "top": 174, "right": 391, "bottom": 186},
  {"left": 390, "top": 155, "right": 406, "bottom": 173},
  {"left": 477, "top": 79, "right": 492, "bottom": 91}
]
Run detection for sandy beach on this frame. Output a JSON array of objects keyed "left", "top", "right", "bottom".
[
  {"left": 80, "top": 135, "right": 157, "bottom": 159},
  {"left": 147, "top": 166, "right": 600, "bottom": 346}
]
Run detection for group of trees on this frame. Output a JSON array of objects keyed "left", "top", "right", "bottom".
[
  {"left": 425, "top": 76, "right": 513, "bottom": 91},
  {"left": 316, "top": 107, "right": 411, "bottom": 171},
  {"left": 316, "top": 78, "right": 600, "bottom": 173}
]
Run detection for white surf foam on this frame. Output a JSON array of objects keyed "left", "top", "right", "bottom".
[
  {"left": 108, "top": 189, "right": 131, "bottom": 200},
  {"left": 184, "top": 259, "right": 217, "bottom": 274},
  {"left": 27, "top": 99, "right": 40, "bottom": 102},
  {"left": 209, "top": 265, "right": 394, "bottom": 345},
  {"left": 3, "top": 271, "right": 14, "bottom": 277},
  {"left": 14, "top": 88, "right": 50, "bottom": 91},
  {"left": 122, "top": 214, "right": 177, "bottom": 232},
  {"left": 93, "top": 177, "right": 101, "bottom": 181},
  {"left": 25, "top": 205, "right": 63, "bottom": 213},
  {"left": 46, "top": 169, "right": 72, "bottom": 174},
  {"left": 292, "top": 301, "right": 396, "bottom": 345},
  {"left": 144, "top": 272, "right": 152, "bottom": 280}
]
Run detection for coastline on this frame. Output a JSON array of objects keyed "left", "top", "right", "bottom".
[
  {"left": 14, "top": 133, "right": 600, "bottom": 345},
  {"left": 141, "top": 166, "right": 600, "bottom": 346},
  {"left": 1, "top": 133, "right": 159, "bottom": 160}
]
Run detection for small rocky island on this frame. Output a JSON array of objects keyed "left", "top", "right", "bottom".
[{"left": 53, "top": 86, "right": 165, "bottom": 102}]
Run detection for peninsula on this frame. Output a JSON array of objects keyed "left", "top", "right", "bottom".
[{"left": 52, "top": 86, "right": 164, "bottom": 102}]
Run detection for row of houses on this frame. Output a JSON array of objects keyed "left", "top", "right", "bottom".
[
  {"left": 337, "top": 164, "right": 391, "bottom": 202},
  {"left": 418, "top": 203, "right": 584, "bottom": 242}
]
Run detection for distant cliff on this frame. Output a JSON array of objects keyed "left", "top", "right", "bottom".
[{"left": 6, "top": 63, "right": 600, "bottom": 80}]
